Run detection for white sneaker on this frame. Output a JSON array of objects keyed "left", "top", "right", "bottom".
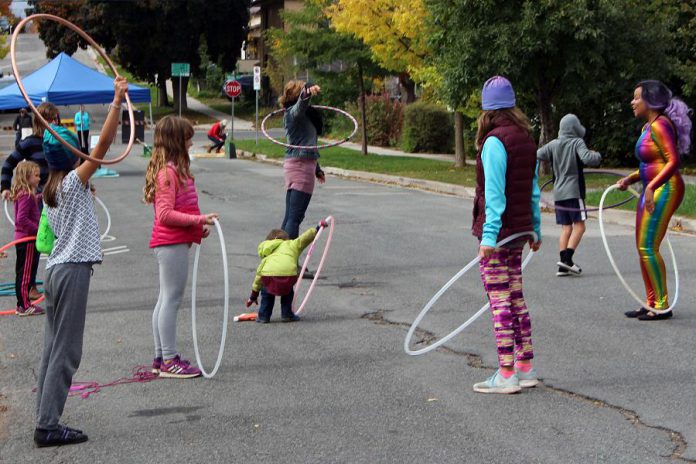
[
  {"left": 473, "top": 370, "right": 521, "bottom": 394},
  {"left": 515, "top": 367, "right": 539, "bottom": 388},
  {"left": 557, "top": 261, "right": 582, "bottom": 275}
]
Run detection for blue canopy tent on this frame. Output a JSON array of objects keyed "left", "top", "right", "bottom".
[{"left": 0, "top": 52, "right": 151, "bottom": 114}]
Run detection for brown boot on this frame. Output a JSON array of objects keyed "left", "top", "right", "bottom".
[
  {"left": 207, "top": 145, "right": 213, "bottom": 153},
  {"left": 29, "top": 287, "right": 42, "bottom": 301}
]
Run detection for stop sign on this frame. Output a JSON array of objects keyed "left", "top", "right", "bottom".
[{"left": 224, "top": 80, "right": 241, "bottom": 98}]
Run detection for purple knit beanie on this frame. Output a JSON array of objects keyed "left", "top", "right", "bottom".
[{"left": 481, "top": 76, "right": 516, "bottom": 110}]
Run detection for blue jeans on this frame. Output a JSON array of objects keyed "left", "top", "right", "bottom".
[
  {"left": 257, "top": 287, "right": 294, "bottom": 321},
  {"left": 208, "top": 135, "right": 225, "bottom": 151},
  {"left": 281, "top": 189, "right": 312, "bottom": 239}
]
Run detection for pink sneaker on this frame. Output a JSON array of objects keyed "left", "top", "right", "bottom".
[
  {"left": 151, "top": 357, "right": 162, "bottom": 375},
  {"left": 158, "top": 355, "right": 201, "bottom": 379},
  {"left": 16, "top": 305, "right": 45, "bottom": 317}
]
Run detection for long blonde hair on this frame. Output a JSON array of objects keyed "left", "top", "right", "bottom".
[
  {"left": 143, "top": 116, "right": 195, "bottom": 203},
  {"left": 10, "top": 160, "right": 39, "bottom": 200},
  {"left": 475, "top": 108, "right": 532, "bottom": 150},
  {"left": 278, "top": 80, "right": 305, "bottom": 107},
  {"left": 33, "top": 102, "right": 60, "bottom": 137}
]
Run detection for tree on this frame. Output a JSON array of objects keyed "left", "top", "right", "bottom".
[
  {"left": 268, "top": 0, "right": 382, "bottom": 155},
  {"left": 326, "top": 0, "right": 429, "bottom": 103},
  {"left": 29, "top": 0, "right": 250, "bottom": 110},
  {"left": 426, "top": 0, "right": 675, "bottom": 159}
]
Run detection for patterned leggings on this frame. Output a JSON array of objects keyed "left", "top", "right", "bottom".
[{"left": 479, "top": 247, "right": 533, "bottom": 368}]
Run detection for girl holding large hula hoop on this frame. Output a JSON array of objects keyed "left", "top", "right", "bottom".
[
  {"left": 34, "top": 78, "right": 127, "bottom": 448},
  {"left": 471, "top": 76, "right": 542, "bottom": 395},
  {"left": 144, "top": 116, "right": 219, "bottom": 379},
  {"left": 278, "top": 81, "right": 326, "bottom": 278},
  {"left": 617, "top": 81, "right": 692, "bottom": 321}
]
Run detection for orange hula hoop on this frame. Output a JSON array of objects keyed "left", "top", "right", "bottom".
[
  {"left": 0, "top": 236, "right": 37, "bottom": 254},
  {"left": 10, "top": 14, "right": 135, "bottom": 165}
]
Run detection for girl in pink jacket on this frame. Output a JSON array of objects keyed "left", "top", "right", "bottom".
[{"left": 143, "top": 116, "right": 218, "bottom": 379}]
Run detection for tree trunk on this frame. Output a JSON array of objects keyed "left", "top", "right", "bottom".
[
  {"left": 157, "top": 76, "right": 169, "bottom": 107},
  {"left": 358, "top": 63, "right": 368, "bottom": 156},
  {"left": 172, "top": 76, "right": 190, "bottom": 113},
  {"left": 398, "top": 72, "right": 416, "bottom": 103},
  {"left": 537, "top": 90, "right": 554, "bottom": 175},
  {"left": 454, "top": 111, "right": 465, "bottom": 168}
]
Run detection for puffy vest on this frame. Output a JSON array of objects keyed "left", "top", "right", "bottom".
[
  {"left": 149, "top": 166, "right": 203, "bottom": 247},
  {"left": 472, "top": 116, "right": 537, "bottom": 242}
]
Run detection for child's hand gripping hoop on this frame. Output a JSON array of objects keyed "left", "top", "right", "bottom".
[
  {"left": 261, "top": 107, "right": 358, "bottom": 150},
  {"left": 598, "top": 184, "right": 678, "bottom": 315},
  {"left": 191, "top": 218, "right": 229, "bottom": 378},
  {"left": 10, "top": 14, "right": 136, "bottom": 165},
  {"left": 404, "top": 231, "right": 538, "bottom": 356},
  {"left": 539, "top": 171, "right": 637, "bottom": 212},
  {"left": 292, "top": 216, "right": 335, "bottom": 315}
]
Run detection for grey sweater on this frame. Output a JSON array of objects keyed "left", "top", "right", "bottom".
[
  {"left": 283, "top": 90, "right": 319, "bottom": 160},
  {"left": 537, "top": 114, "right": 601, "bottom": 201}
]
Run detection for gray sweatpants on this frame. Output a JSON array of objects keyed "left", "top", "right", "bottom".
[
  {"left": 152, "top": 244, "right": 190, "bottom": 360},
  {"left": 36, "top": 263, "right": 92, "bottom": 430}
]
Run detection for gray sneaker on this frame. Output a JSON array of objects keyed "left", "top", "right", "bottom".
[
  {"left": 557, "top": 261, "right": 582, "bottom": 275},
  {"left": 516, "top": 367, "right": 539, "bottom": 388},
  {"left": 473, "top": 370, "right": 521, "bottom": 394}
]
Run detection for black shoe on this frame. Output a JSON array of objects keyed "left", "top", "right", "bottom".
[
  {"left": 637, "top": 310, "right": 673, "bottom": 321},
  {"left": 256, "top": 317, "right": 270, "bottom": 324},
  {"left": 302, "top": 270, "right": 314, "bottom": 279},
  {"left": 281, "top": 315, "right": 300, "bottom": 322},
  {"left": 34, "top": 425, "right": 88, "bottom": 448},
  {"left": 556, "top": 266, "right": 570, "bottom": 277},
  {"left": 624, "top": 307, "right": 649, "bottom": 318}
]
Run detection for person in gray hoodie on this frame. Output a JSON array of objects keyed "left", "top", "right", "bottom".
[{"left": 537, "top": 114, "right": 602, "bottom": 276}]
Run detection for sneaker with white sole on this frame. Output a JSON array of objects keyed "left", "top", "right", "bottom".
[
  {"left": 159, "top": 355, "right": 201, "bottom": 379},
  {"left": 16, "top": 305, "right": 45, "bottom": 316},
  {"left": 556, "top": 267, "right": 570, "bottom": 277},
  {"left": 473, "top": 370, "right": 521, "bottom": 394},
  {"left": 516, "top": 367, "right": 539, "bottom": 388},
  {"left": 557, "top": 261, "right": 582, "bottom": 275}
]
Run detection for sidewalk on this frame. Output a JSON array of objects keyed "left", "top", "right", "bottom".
[{"left": 165, "top": 80, "right": 253, "bottom": 131}]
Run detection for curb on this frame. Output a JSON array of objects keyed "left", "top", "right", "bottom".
[{"left": 235, "top": 150, "right": 695, "bottom": 235}]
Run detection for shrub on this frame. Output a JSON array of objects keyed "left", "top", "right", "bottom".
[
  {"left": 345, "top": 95, "right": 404, "bottom": 147},
  {"left": 401, "top": 102, "right": 454, "bottom": 153}
]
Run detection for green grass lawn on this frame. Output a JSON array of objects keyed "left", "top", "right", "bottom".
[
  {"left": 585, "top": 185, "right": 696, "bottom": 218},
  {"left": 234, "top": 139, "right": 476, "bottom": 186}
]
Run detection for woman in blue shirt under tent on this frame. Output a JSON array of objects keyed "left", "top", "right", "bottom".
[{"left": 74, "top": 105, "right": 90, "bottom": 155}]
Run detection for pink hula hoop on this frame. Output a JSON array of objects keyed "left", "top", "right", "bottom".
[
  {"left": 10, "top": 14, "right": 135, "bottom": 165},
  {"left": 0, "top": 236, "right": 37, "bottom": 254},
  {"left": 261, "top": 106, "right": 358, "bottom": 150},
  {"left": 292, "top": 216, "right": 335, "bottom": 315}
]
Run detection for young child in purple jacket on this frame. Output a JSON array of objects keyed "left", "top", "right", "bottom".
[{"left": 11, "top": 160, "right": 44, "bottom": 316}]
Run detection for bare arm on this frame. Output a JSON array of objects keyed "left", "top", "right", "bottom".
[{"left": 76, "top": 77, "right": 128, "bottom": 185}]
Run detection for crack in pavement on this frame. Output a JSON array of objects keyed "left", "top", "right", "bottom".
[{"left": 362, "top": 309, "right": 695, "bottom": 463}]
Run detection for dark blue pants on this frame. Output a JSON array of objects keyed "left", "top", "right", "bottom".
[
  {"left": 208, "top": 135, "right": 225, "bottom": 151},
  {"left": 257, "top": 287, "right": 294, "bottom": 321},
  {"left": 281, "top": 189, "right": 312, "bottom": 239}
]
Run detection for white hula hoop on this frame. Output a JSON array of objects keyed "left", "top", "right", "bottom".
[
  {"left": 94, "top": 196, "right": 112, "bottom": 240},
  {"left": 598, "top": 184, "right": 678, "bottom": 315},
  {"left": 191, "top": 218, "right": 229, "bottom": 378},
  {"left": 404, "top": 231, "right": 538, "bottom": 356},
  {"left": 4, "top": 200, "right": 14, "bottom": 226},
  {"left": 293, "top": 216, "right": 335, "bottom": 315}
]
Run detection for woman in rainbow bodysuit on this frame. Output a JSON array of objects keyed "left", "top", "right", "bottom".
[{"left": 619, "top": 80, "right": 692, "bottom": 321}]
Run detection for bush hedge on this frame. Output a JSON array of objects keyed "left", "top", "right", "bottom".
[{"left": 401, "top": 102, "right": 453, "bottom": 153}]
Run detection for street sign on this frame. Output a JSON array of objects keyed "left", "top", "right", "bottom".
[
  {"left": 171, "top": 62, "right": 190, "bottom": 77},
  {"left": 224, "top": 80, "right": 242, "bottom": 98},
  {"left": 253, "top": 66, "right": 261, "bottom": 91}
]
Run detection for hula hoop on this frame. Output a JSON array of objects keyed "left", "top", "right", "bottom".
[
  {"left": 404, "top": 231, "right": 538, "bottom": 356},
  {"left": 540, "top": 171, "right": 636, "bottom": 212},
  {"left": 598, "top": 184, "right": 678, "bottom": 315},
  {"left": 94, "top": 196, "right": 112, "bottom": 240},
  {"left": 10, "top": 14, "right": 135, "bottom": 165},
  {"left": 0, "top": 236, "right": 36, "bottom": 254},
  {"left": 261, "top": 106, "right": 358, "bottom": 150},
  {"left": 4, "top": 200, "right": 13, "bottom": 226},
  {"left": 191, "top": 218, "right": 229, "bottom": 378},
  {"left": 292, "top": 216, "right": 335, "bottom": 315}
]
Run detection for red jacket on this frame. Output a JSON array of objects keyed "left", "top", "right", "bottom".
[
  {"left": 14, "top": 192, "right": 40, "bottom": 240},
  {"left": 149, "top": 164, "right": 205, "bottom": 248},
  {"left": 207, "top": 122, "right": 224, "bottom": 141}
]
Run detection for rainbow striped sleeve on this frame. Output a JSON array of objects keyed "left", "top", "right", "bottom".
[{"left": 647, "top": 118, "right": 679, "bottom": 191}]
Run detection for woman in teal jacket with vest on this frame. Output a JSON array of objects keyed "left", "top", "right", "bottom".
[{"left": 471, "top": 76, "right": 542, "bottom": 395}]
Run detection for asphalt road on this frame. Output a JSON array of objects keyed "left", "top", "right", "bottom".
[
  {"left": 0, "top": 150, "right": 695, "bottom": 463},
  {"left": 1, "top": 32, "right": 696, "bottom": 464}
]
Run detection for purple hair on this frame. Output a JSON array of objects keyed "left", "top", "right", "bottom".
[{"left": 637, "top": 80, "right": 693, "bottom": 155}]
